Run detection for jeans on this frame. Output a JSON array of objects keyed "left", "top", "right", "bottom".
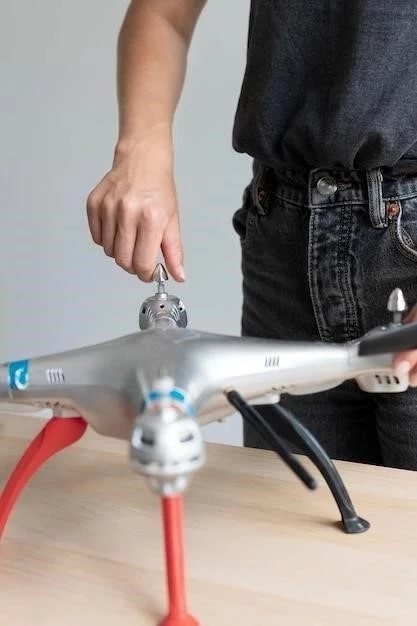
[{"left": 232, "top": 160, "right": 417, "bottom": 470}]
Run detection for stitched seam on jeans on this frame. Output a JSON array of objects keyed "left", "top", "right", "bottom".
[
  {"left": 389, "top": 210, "right": 417, "bottom": 263},
  {"left": 384, "top": 191, "right": 417, "bottom": 202},
  {"left": 274, "top": 193, "right": 367, "bottom": 209},
  {"left": 241, "top": 211, "right": 259, "bottom": 249},
  {"left": 307, "top": 212, "right": 329, "bottom": 341},
  {"left": 337, "top": 205, "right": 361, "bottom": 340}
]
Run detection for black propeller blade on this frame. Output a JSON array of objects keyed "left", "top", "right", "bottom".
[{"left": 358, "top": 321, "right": 417, "bottom": 356}]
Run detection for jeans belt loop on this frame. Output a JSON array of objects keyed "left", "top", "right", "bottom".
[{"left": 367, "top": 168, "right": 387, "bottom": 228}]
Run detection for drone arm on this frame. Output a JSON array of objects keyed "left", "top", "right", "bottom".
[
  {"left": 1, "top": 334, "right": 141, "bottom": 397},
  {"left": 197, "top": 337, "right": 410, "bottom": 429},
  {"left": 0, "top": 335, "right": 144, "bottom": 439},
  {"left": 201, "top": 338, "right": 356, "bottom": 405}
]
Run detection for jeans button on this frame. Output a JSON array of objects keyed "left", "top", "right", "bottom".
[{"left": 316, "top": 176, "right": 338, "bottom": 196}]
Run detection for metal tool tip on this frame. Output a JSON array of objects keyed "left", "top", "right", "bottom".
[
  {"left": 153, "top": 263, "right": 168, "bottom": 284},
  {"left": 387, "top": 288, "right": 407, "bottom": 312}
]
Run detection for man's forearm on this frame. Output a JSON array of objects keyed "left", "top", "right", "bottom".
[{"left": 115, "top": 0, "right": 206, "bottom": 155}]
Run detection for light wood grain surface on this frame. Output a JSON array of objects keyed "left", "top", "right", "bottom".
[{"left": 1, "top": 413, "right": 417, "bottom": 626}]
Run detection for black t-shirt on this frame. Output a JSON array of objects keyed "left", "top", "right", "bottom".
[{"left": 232, "top": 0, "right": 417, "bottom": 171}]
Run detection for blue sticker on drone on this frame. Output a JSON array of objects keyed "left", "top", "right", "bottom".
[
  {"left": 169, "top": 388, "right": 186, "bottom": 403},
  {"left": 8, "top": 359, "right": 30, "bottom": 390},
  {"left": 145, "top": 386, "right": 193, "bottom": 415},
  {"left": 147, "top": 390, "right": 162, "bottom": 402}
]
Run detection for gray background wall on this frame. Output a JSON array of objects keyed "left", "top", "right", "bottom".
[{"left": 0, "top": 1, "right": 252, "bottom": 445}]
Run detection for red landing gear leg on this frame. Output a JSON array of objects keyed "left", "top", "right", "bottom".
[
  {"left": 0, "top": 416, "right": 87, "bottom": 538},
  {"left": 159, "top": 495, "right": 199, "bottom": 626}
]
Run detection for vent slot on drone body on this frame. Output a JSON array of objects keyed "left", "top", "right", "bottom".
[
  {"left": 46, "top": 368, "right": 65, "bottom": 384},
  {"left": 265, "top": 355, "right": 280, "bottom": 368},
  {"left": 171, "top": 306, "right": 181, "bottom": 321},
  {"left": 142, "top": 306, "right": 153, "bottom": 320},
  {"left": 375, "top": 374, "right": 400, "bottom": 385}
]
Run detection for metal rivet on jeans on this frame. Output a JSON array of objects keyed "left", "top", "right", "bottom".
[
  {"left": 257, "top": 188, "right": 269, "bottom": 214},
  {"left": 387, "top": 200, "right": 400, "bottom": 218},
  {"left": 258, "top": 189, "right": 267, "bottom": 204},
  {"left": 316, "top": 176, "right": 338, "bottom": 196}
]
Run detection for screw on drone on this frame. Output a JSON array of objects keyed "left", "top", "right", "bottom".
[{"left": 154, "top": 262, "right": 169, "bottom": 294}]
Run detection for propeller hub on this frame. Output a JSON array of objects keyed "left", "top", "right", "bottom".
[
  {"left": 138, "top": 264, "right": 188, "bottom": 330},
  {"left": 387, "top": 288, "right": 407, "bottom": 325},
  {"left": 130, "top": 408, "right": 205, "bottom": 496}
]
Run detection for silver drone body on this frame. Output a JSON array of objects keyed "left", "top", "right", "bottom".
[{"left": 0, "top": 266, "right": 411, "bottom": 496}]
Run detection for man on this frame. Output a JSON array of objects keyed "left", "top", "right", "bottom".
[{"left": 86, "top": 0, "right": 417, "bottom": 469}]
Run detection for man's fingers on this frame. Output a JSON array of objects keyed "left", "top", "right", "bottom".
[
  {"left": 132, "top": 228, "right": 161, "bottom": 281},
  {"left": 86, "top": 165, "right": 181, "bottom": 283},
  {"left": 393, "top": 353, "right": 414, "bottom": 372},
  {"left": 86, "top": 189, "right": 103, "bottom": 245},
  {"left": 403, "top": 303, "right": 417, "bottom": 323},
  {"left": 392, "top": 302, "right": 417, "bottom": 384},
  {"left": 113, "top": 226, "right": 137, "bottom": 274},
  {"left": 161, "top": 214, "right": 185, "bottom": 282},
  {"left": 132, "top": 209, "right": 165, "bottom": 281},
  {"left": 101, "top": 194, "right": 118, "bottom": 257},
  {"left": 393, "top": 350, "right": 417, "bottom": 386},
  {"left": 113, "top": 201, "right": 139, "bottom": 273}
]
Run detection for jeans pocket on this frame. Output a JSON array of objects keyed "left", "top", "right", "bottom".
[
  {"left": 389, "top": 197, "right": 417, "bottom": 263},
  {"left": 232, "top": 184, "right": 259, "bottom": 247}
]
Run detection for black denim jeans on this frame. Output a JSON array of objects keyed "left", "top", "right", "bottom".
[{"left": 233, "top": 161, "right": 417, "bottom": 470}]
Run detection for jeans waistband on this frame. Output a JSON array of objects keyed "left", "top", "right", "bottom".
[{"left": 251, "top": 160, "right": 417, "bottom": 229}]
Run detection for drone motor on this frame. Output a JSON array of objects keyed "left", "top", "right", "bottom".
[
  {"left": 139, "top": 263, "right": 188, "bottom": 330},
  {"left": 130, "top": 376, "right": 205, "bottom": 496}
]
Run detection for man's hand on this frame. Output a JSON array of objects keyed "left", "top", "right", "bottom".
[
  {"left": 87, "top": 135, "right": 185, "bottom": 282},
  {"left": 393, "top": 303, "right": 417, "bottom": 386},
  {"left": 86, "top": 0, "right": 206, "bottom": 282}
]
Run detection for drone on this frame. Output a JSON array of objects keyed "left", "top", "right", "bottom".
[{"left": 1, "top": 263, "right": 416, "bottom": 626}]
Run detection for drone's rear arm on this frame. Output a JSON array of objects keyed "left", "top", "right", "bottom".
[
  {"left": 187, "top": 333, "right": 408, "bottom": 427},
  {"left": 191, "top": 337, "right": 349, "bottom": 401}
]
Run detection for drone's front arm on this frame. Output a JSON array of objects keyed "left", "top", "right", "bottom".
[{"left": 0, "top": 332, "right": 148, "bottom": 439}]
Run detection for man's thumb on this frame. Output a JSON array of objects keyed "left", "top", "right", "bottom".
[{"left": 161, "top": 213, "right": 185, "bottom": 282}]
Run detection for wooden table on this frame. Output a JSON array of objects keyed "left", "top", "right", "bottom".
[{"left": 1, "top": 413, "right": 417, "bottom": 626}]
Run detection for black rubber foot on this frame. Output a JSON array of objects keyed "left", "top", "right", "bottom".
[{"left": 342, "top": 516, "right": 370, "bottom": 534}]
